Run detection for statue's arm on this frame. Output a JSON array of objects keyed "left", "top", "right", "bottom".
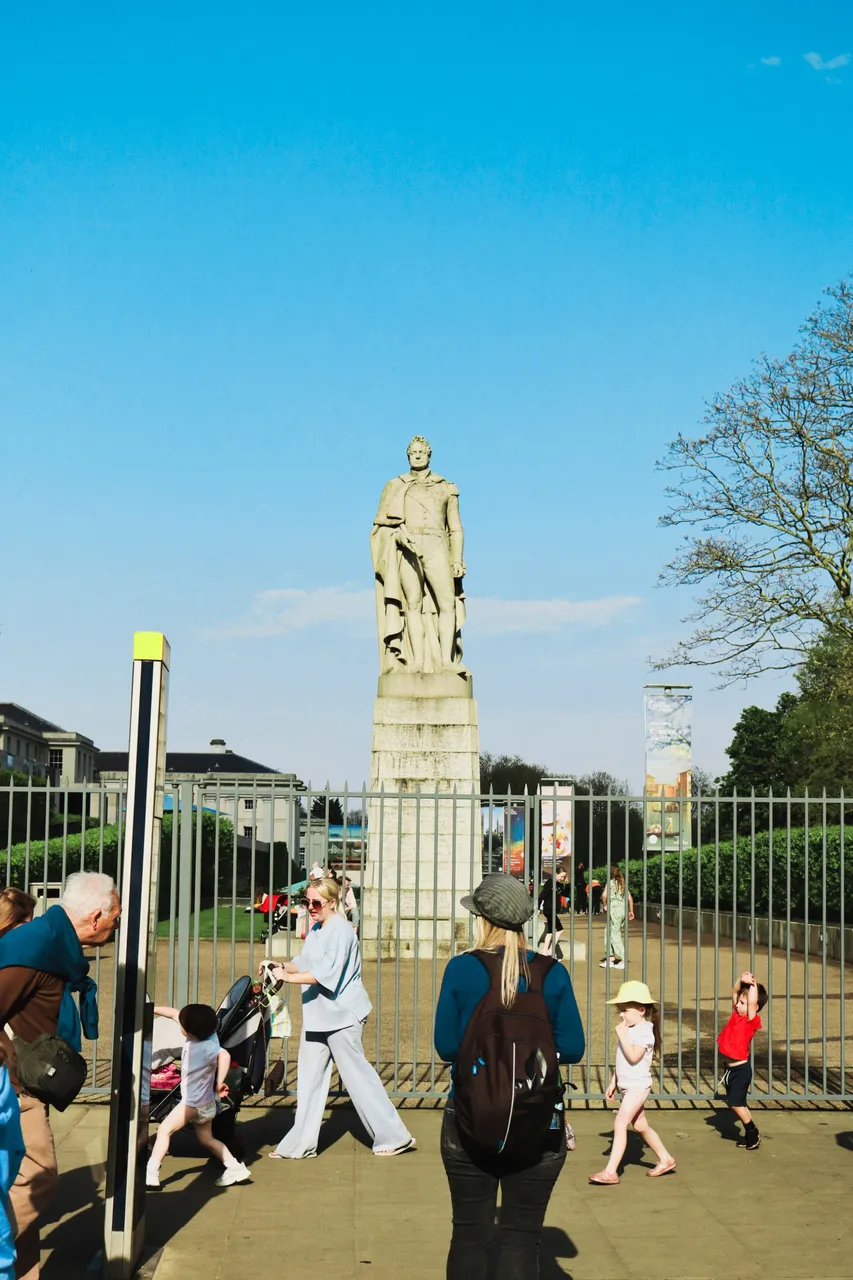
[
  {"left": 373, "top": 480, "right": 402, "bottom": 528},
  {"left": 447, "top": 490, "right": 465, "bottom": 577}
]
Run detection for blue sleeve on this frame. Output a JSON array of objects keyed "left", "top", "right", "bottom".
[
  {"left": 434, "top": 954, "right": 489, "bottom": 1062},
  {"left": 296, "top": 923, "right": 350, "bottom": 995},
  {"left": 543, "top": 964, "right": 585, "bottom": 1064}
]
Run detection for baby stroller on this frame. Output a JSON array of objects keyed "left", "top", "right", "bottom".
[
  {"left": 259, "top": 896, "right": 295, "bottom": 944},
  {"left": 149, "top": 974, "right": 273, "bottom": 1157}
]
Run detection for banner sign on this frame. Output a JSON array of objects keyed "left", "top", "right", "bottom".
[
  {"left": 539, "top": 782, "right": 572, "bottom": 872},
  {"left": 506, "top": 806, "right": 526, "bottom": 878},
  {"left": 644, "top": 687, "right": 692, "bottom": 852}
]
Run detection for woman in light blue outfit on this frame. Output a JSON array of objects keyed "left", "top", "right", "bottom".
[
  {"left": 266, "top": 877, "right": 415, "bottom": 1160},
  {"left": 0, "top": 1052, "right": 25, "bottom": 1280}
]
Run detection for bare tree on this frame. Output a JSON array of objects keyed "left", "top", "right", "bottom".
[{"left": 654, "top": 278, "right": 853, "bottom": 683}]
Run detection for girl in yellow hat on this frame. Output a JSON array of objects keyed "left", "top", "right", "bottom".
[{"left": 589, "top": 980, "right": 676, "bottom": 1184}]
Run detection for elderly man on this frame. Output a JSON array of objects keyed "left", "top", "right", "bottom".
[{"left": 0, "top": 871, "right": 120, "bottom": 1280}]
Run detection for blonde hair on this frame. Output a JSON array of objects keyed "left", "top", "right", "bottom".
[
  {"left": 471, "top": 918, "right": 530, "bottom": 1008},
  {"left": 0, "top": 887, "right": 36, "bottom": 939},
  {"left": 305, "top": 877, "right": 341, "bottom": 910}
]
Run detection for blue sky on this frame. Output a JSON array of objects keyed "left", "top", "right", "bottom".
[{"left": 3, "top": 3, "right": 852, "bottom": 788}]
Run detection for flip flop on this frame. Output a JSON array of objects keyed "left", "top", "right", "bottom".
[
  {"left": 588, "top": 1170, "right": 619, "bottom": 1185},
  {"left": 374, "top": 1139, "right": 417, "bottom": 1156},
  {"left": 647, "top": 1158, "right": 677, "bottom": 1178}
]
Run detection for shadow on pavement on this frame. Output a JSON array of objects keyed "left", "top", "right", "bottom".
[
  {"left": 703, "top": 1109, "right": 741, "bottom": 1143},
  {"left": 596, "top": 1129, "right": 654, "bottom": 1171},
  {"left": 42, "top": 1161, "right": 105, "bottom": 1279},
  {"left": 540, "top": 1225, "right": 577, "bottom": 1278},
  {"left": 835, "top": 1131, "right": 853, "bottom": 1151}
]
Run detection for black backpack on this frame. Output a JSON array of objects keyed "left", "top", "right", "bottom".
[{"left": 453, "top": 950, "right": 561, "bottom": 1160}]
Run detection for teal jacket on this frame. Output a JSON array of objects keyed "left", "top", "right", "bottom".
[{"left": 0, "top": 1065, "right": 24, "bottom": 1280}]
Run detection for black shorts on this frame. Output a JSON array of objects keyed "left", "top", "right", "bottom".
[{"left": 719, "top": 1060, "right": 752, "bottom": 1107}]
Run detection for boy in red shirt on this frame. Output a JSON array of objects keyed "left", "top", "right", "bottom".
[{"left": 716, "top": 970, "right": 767, "bottom": 1150}]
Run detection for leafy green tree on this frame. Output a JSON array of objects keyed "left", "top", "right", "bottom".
[
  {"left": 717, "top": 695, "right": 799, "bottom": 796},
  {"left": 480, "top": 753, "right": 551, "bottom": 794},
  {"left": 310, "top": 795, "right": 345, "bottom": 825},
  {"left": 784, "top": 630, "right": 853, "bottom": 795}
]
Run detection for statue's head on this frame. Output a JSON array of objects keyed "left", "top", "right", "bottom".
[{"left": 407, "top": 436, "right": 431, "bottom": 468}]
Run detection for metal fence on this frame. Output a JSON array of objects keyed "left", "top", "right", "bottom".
[{"left": 2, "top": 776, "right": 851, "bottom": 1104}]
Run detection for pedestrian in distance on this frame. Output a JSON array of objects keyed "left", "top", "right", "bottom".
[
  {"left": 0, "top": 871, "right": 121, "bottom": 1280},
  {"left": 589, "top": 980, "right": 676, "bottom": 1184},
  {"left": 0, "top": 1040, "right": 24, "bottom": 1280},
  {"left": 573, "top": 861, "right": 587, "bottom": 914},
  {"left": 599, "top": 866, "right": 634, "bottom": 970},
  {"left": 266, "top": 877, "right": 415, "bottom": 1159},
  {"left": 146, "top": 1004, "right": 251, "bottom": 1188},
  {"left": 434, "top": 873, "right": 585, "bottom": 1280},
  {"left": 716, "top": 971, "right": 767, "bottom": 1150},
  {"left": 537, "top": 867, "right": 568, "bottom": 959}
]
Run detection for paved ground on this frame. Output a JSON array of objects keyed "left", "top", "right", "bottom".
[
  {"left": 84, "top": 915, "right": 853, "bottom": 1099},
  {"left": 46, "top": 1102, "right": 853, "bottom": 1279}
]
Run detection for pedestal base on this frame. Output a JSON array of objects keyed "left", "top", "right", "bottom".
[{"left": 362, "top": 684, "right": 480, "bottom": 960}]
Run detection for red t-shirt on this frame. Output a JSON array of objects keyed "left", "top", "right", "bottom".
[{"left": 717, "top": 1010, "right": 761, "bottom": 1061}]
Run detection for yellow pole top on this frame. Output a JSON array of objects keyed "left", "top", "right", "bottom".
[{"left": 133, "top": 632, "right": 171, "bottom": 666}]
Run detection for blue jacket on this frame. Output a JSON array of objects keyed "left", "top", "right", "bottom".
[
  {"left": 0, "top": 1065, "right": 24, "bottom": 1280},
  {"left": 0, "top": 906, "right": 98, "bottom": 1051},
  {"left": 434, "top": 950, "right": 585, "bottom": 1094}
]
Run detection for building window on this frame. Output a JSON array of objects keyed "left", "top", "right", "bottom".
[
  {"left": 244, "top": 798, "right": 254, "bottom": 810},
  {"left": 243, "top": 826, "right": 253, "bottom": 839}
]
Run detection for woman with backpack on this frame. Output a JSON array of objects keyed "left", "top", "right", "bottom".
[{"left": 434, "top": 873, "right": 585, "bottom": 1279}]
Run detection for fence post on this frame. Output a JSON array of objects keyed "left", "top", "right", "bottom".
[
  {"left": 102, "top": 632, "right": 170, "bottom": 1278},
  {"left": 176, "top": 781, "right": 194, "bottom": 1009}
]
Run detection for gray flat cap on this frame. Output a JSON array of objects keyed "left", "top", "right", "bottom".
[{"left": 460, "top": 873, "right": 534, "bottom": 930}]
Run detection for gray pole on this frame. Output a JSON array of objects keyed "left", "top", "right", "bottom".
[{"left": 102, "top": 632, "right": 170, "bottom": 1278}]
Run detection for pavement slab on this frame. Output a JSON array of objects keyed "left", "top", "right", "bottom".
[{"left": 42, "top": 1103, "right": 853, "bottom": 1279}]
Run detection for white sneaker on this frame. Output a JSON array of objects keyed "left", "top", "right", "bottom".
[
  {"left": 611, "top": 960, "right": 625, "bottom": 969},
  {"left": 215, "top": 1161, "right": 251, "bottom": 1187},
  {"left": 598, "top": 960, "right": 610, "bottom": 968},
  {"left": 146, "top": 1168, "right": 160, "bottom": 1189}
]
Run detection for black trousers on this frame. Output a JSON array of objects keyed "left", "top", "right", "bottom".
[{"left": 440, "top": 1104, "right": 566, "bottom": 1280}]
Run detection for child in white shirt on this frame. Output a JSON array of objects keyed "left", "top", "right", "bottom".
[
  {"left": 147, "top": 1003, "right": 250, "bottom": 1188},
  {"left": 589, "top": 980, "right": 676, "bottom": 1185}
]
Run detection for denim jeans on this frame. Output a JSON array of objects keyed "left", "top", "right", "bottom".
[{"left": 440, "top": 1103, "right": 566, "bottom": 1280}]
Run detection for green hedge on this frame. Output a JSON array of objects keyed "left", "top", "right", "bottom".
[
  {"left": 2, "top": 811, "right": 290, "bottom": 917},
  {"left": 594, "top": 824, "right": 853, "bottom": 923}
]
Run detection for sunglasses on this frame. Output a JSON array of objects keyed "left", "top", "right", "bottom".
[{"left": 306, "top": 899, "right": 324, "bottom": 910}]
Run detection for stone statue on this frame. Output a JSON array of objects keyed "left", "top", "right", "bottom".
[{"left": 371, "top": 437, "right": 467, "bottom": 675}]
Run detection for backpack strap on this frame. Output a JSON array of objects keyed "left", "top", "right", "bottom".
[
  {"left": 526, "top": 953, "right": 557, "bottom": 995},
  {"left": 471, "top": 950, "right": 503, "bottom": 987}
]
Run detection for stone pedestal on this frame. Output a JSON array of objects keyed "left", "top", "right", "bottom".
[{"left": 361, "top": 671, "right": 480, "bottom": 959}]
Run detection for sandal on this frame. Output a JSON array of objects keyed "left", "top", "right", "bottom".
[
  {"left": 647, "top": 1158, "right": 677, "bottom": 1178},
  {"left": 374, "top": 1139, "right": 417, "bottom": 1156},
  {"left": 588, "top": 1169, "right": 619, "bottom": 1185}
]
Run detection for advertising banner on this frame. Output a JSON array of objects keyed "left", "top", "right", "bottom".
[
  {"left": 644, "top": 686, "right": 692, "bottom": 853},
  {"left": 506, "top": 806, "right": 526, "bottom": 878},
  {"left": 539, "top": 781, "right": 572, "bottom": 873}
]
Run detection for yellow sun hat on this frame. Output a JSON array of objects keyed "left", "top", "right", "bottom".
[{"left": 605, "top": 980, "right": 656, "bottom": 1006}]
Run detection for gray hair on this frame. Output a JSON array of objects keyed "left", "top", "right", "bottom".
[{"left": 61, "top": 871, "right": 118, "bottom": 920}]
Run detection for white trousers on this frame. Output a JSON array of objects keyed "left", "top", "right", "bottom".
[{"left": 275, "top": 1020, "right": 413, "bottom": 1157}]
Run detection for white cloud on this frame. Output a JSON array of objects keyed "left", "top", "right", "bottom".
[
  {"left": 803, "top": 51, "right": 851, "bottom": 71},
  {"left": 202, "top": 586, "right": 641, "bottom": 640},
  {"left": 468, "top": 595, "right": 641, "bottom": 634},
  {"left": 760, "top": 56, "right": 782, "bottom": 67}
]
